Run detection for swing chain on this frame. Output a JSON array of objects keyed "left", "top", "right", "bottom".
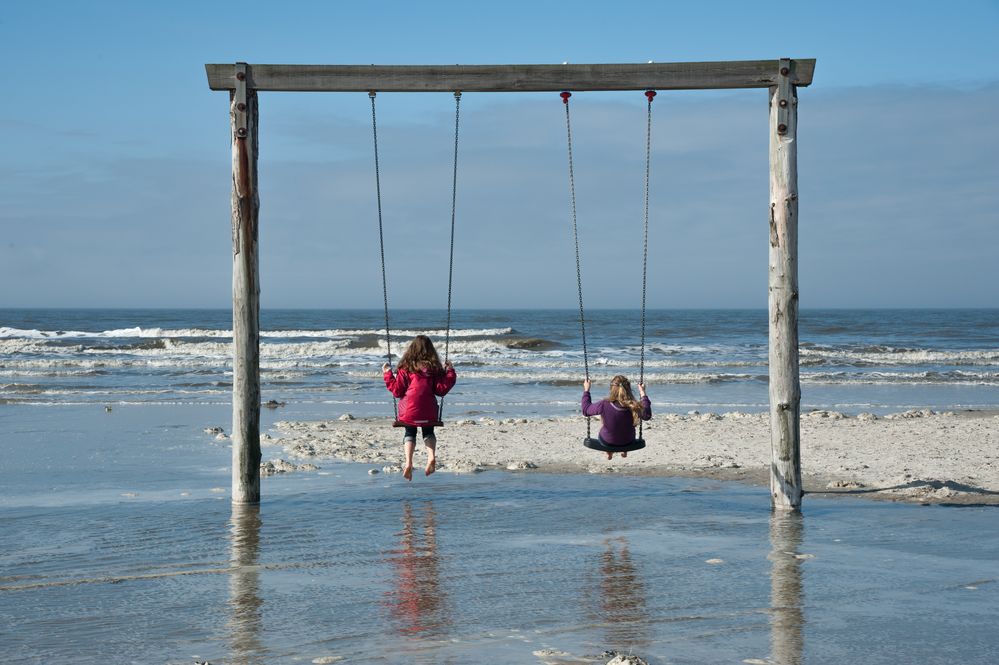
[
  {"left": 639, "top": 90, "right": 654, "bottom": 438},
  {"left": 370, "top": 90, "right": 398, "bottom": 420},
  {"left": 439, "top": 90, "right": 461, "bottom": 422},
  {"left": 562, "top": 90, "right": 591, "bottom": 438},
  {"left": 443, "top": 91, "right": 461, "bottom": 365}
]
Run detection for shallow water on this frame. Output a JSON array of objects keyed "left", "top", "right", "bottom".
[{"left": 2, "top": 406, "right": 998, "bottom": 664}]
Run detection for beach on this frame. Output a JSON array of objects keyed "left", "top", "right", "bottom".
[
  {"left": 3, "top": 308, "right": 999, "bottom": 663},
  {"left": 271, "top": 408, "right": 999, "bottom": 504}
]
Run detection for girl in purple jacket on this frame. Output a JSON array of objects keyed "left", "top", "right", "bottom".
[
  {"left": 582, "top": 375, "right": 651, "bottom": 460},
  {"left": 383, "top": 335, "right": 456, "bottom": 480}
]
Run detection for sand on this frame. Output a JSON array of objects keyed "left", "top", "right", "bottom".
[{"left": 268, "top": 409, "right": 999, "bottom": 505}]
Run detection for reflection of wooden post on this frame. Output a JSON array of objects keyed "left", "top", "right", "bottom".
[
  {"left": 231, "top": 62, "right": 261, "bottom": 504},
  {"left": 229, "top": 504, "right": 264, "bottom": 662},
  {"left": 768, "top": 511, "right": 804, "bottom": 665},
  {"left": 768, "top": 58, "right": 802, "bottom": 510}
]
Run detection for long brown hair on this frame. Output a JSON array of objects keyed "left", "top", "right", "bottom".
[
  {"left": 608, "top": 375, "right": 643, "bottom": 425},
  {"left": 398, "top": 335, "right": 443, "bottom": 374}
]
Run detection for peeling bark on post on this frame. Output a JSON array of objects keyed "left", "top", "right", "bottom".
[
  {"left": 230, "top": 86, "right": 261, "bottom": 504},
  {"left": 768, "top": 78, "right": 802, "bottom": 510}
]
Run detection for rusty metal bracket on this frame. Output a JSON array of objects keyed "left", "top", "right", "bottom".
[
  {"left": 234, "top": 62, "right": 248, "bottom": 139},
  {"left": 776, "top": 58, "right": 791, "bottom": 135}
]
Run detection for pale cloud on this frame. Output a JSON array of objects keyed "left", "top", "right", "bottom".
[{"left": 2, "top": 85, "right": 997, "bottom": 308}]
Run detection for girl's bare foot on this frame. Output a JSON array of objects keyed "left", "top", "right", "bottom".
[
  {"left": 605, "top": 451, "right": 613, "bottom": 461},
  {"left": 621, "top": 451, "right": 628, "bottom": 458},
  {"left": 424, "top": 437, "right": 437, "bottom": 476},
  {"left": 402, "top": 438, "right": 416, "bottom": 481}
]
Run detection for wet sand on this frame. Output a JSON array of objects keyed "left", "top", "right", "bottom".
[{"left": 269, "top": 409, "right": 999, "bottom": 505}]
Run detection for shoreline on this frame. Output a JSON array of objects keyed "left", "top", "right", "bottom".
[{"left": 267, "top": 409, "right": 999, "bottom": 506}]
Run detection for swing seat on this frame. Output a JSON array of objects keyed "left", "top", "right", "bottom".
[
  {"left": 393, "top": 420, "right": 444, "bottom": 428},
  {"left": 583, "top": 437, "right": 646, "bottom": 453}
]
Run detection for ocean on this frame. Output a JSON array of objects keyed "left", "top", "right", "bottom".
[
  {"left": 2, "top": 308, "right": 998, "bottom": 664},
  {"left": 3, "top": 308, "right": 998, "bottom": 417}
]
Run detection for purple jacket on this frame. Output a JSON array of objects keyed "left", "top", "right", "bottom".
[{"left": 582, "top": 392, "right": 652, "bottom": 444}]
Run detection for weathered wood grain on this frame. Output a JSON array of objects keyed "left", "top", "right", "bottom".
[
  {"left": 205, "top": 60, "right": 815, "bottom": 92},
  {"left": 230, "top": 74, "right": 261, "bottom": 505},
  {"left": 768, "top": 80, "right": 803, "bottom": 511}
]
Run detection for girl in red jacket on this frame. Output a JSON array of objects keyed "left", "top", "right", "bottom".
[{"left": 383, "top": 335, "right": 456, "bottom": 480}]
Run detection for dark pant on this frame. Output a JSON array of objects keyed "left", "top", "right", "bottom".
[{"left": 403, "top": 426, "right": 435, "bottom": 441}]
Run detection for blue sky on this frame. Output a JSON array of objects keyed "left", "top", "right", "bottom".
[{"left": 2, "top": 0, "right": 998, "bottom": 309}]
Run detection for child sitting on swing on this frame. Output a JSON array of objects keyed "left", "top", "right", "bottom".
[
  {"left": 582, "top": 375, "right": 651, "bottom": 460},
  {"left": 383, "top": 335, "right": 456, "bottom": 480}
]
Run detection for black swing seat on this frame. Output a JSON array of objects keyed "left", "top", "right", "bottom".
[
  {"left": 583, "top": 437, "right": 646, "bottom": 453},
  {"left": 393, "top": 420, "right": 444, "bottom": 428}
]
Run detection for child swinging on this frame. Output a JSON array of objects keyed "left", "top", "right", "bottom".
[
  {"left": 582, "top": 375, "right": 651, "bottom": 460},
  {"left": 383, "top": 335, "right": 456, "bottom": 480}
]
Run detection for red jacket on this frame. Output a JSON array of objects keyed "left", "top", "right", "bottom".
[{"left": 383, "top": 365, "right": 457, "bottom": 425}]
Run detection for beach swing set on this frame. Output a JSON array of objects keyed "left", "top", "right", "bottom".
[{"left": 205, "top": 59, "right": 815, "bottom": 509}]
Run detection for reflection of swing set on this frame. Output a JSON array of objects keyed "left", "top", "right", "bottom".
[{"left": 205, "top": 59, "right": 816, "bottom": 509}]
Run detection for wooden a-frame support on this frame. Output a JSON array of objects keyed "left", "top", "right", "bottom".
[{"left": 206, "top": 59, "right": 815, "bottom": 509}]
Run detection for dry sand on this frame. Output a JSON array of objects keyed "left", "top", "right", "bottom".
[{"left": 267, "top": 409, "right": 999, "bottom": 505}]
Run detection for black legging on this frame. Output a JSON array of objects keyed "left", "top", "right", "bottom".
[{"left": 403, "top": 425, "right": 435, "bottom": 441}]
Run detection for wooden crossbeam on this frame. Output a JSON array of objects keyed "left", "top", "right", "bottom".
[{"left": 205, "top": 60, "right": 815, "bottom": 93}]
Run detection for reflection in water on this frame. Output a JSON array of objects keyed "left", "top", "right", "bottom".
[
  {"left": 768, "top": 512, "right": 805, "bottom": 665},
  {"left": 586, "top": 536, "right": 650, "bottom": 648},
  {"left": 383, "top": 501, "right": 450, "bottom": 637},
  {"left": 228, "top": 504, "right": 267, "bottom": 664}
]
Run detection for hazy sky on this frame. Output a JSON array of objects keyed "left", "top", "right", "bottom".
[{"left": 2, "top": 0, "right": 997, "bottom": 309}]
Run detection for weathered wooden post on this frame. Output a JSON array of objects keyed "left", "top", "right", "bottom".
[
  {"left": 230, "top": 63, "right": 261, "bottom": 504},
  {"left": 768, "top": 58, "right": 802, "bottom": 510}
]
